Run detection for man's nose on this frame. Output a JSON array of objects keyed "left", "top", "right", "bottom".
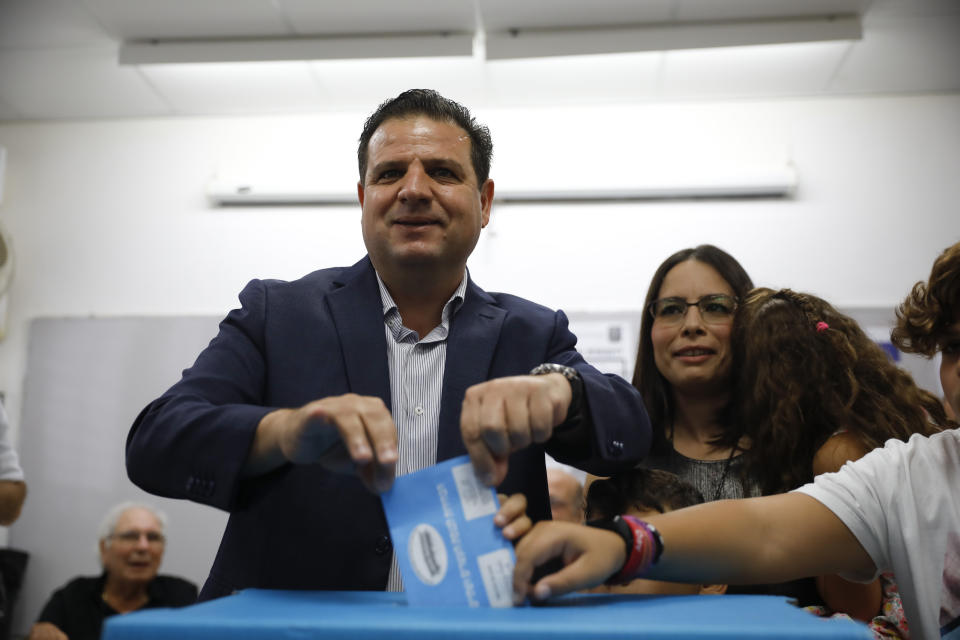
[{"left": 398, "top": 164, "right": 430, "bottom": 203}]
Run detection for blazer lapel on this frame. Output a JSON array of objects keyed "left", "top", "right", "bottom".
[
  {"left": 327, "top": 257, "right": 392, "bottom": 406},
  {"left": 437, "top": 280, "right": 506, "bottom": 460}
]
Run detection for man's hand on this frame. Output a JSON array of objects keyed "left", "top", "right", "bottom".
[
  {"left": 245, "top": 394, "right": 398, "bottom": 493},
  {"left": 461, "top": 373, "right": 572, "bottom": 486},
  {"left": 512, "top": 520, "right": 625, "bottom": 604},
  {"left": 28, "top": 622, "right": 68, "bottom": 640},
  {"left": 495, "top": 493, "right": 532, "bottom": 542}
]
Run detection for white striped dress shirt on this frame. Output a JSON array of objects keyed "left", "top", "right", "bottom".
[{"left": 375, "top": 272, "right": 467, "bottom": 592}]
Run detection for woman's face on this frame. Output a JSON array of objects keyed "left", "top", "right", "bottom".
[{"left": 650, "top": 260, "right": 735, "bottom": 397}]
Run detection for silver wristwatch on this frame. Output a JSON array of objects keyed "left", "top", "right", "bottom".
[{"left": 529, "top": 363, "right": 579, "bottom": 381}]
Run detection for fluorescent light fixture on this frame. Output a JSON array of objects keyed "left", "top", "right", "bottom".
[
  {"left": 119, "top": 14, "right": 860, "bottom": 66},
  {"left": 207, "top": 166, "right": 797, "bottom": 206},
  {"left": 486, "top": 15, "right": 861, "bottom": 60},
  {"left": 120, "top": 32, "right": 474, "bottom": 65}
]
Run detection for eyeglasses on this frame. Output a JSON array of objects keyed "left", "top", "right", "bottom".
[
  {"left": 648, "top": 294, "right": 738, "bottom": 325},
  {"left": 109, "top": 530, "right": 165, "bottom": 545}
]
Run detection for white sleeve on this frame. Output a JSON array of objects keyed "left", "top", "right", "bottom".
[
  {"left": 793, "top": 440, "right": 901, "bottom": 583},
  {"left": 0, "top": 401, "right": 25, "bottom": 481}
]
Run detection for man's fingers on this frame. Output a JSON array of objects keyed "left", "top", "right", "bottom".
[
  {"left": 463, "top": 436, "right": 498, "bottom": 486},
  {"left": 495, "top": 493, "right": 531, "bottom": 539},
  {"left": 461, "top": 388, "right": 499, "bottom": 485},
  {"left": 477, "top": 394, "right": 511, "bottom": 458},
  {"left": 503, "top": 394, "right": 533, "bottom": 450},
  {"left": 359, "top": 400, "right": 398, "bottom": 466},
  {"left": 324, "top": 411, "right": 375, "bottom": 464},
  {"left": 527, "top": 390, "right": 556, "bottom": 443}
]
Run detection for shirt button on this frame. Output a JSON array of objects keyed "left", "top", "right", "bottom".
[
  {"left": 375, "top": 535, "right": 392, "bottom": 555},
  {"left": 414, "top": 406, "right": 424, "bottom": 416}
]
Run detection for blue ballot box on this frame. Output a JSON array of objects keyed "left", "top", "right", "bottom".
[{"left": 102, "top": 589, "right": 871, "bottom": 639}]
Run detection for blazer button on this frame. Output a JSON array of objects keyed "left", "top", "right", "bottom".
[
  {"left": 375, "top": 535, "right": 392, "bottom": 555},
  {"left": 606, "top": 440, "right": 624, "bottom": 456}
]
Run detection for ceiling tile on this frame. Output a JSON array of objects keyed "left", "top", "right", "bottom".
[
  {"left": 0, "top": 0, "right": 111, "bottom": 48},
  {"left": 277, "top": 0, "right": 476, "bottom": 35},
  {"left": 484, "top": 52, "right": 662, "bottom": 106},
  {"left": 0, "top": 46, "right": 172, "bottom": 119},
  {"left": 305, "top": 57, "right": 487, "bottom": 111},
  {"left": 478, "top": 0, "right": 673, "bottom": 31},
  {"left": 83, "top": 0, "right": 290, "bottom": 39},
  {"left": 661, "top": 41, "right": 851, "bottom": 98},
  {"left": 830, "top": 14, "right": 960, "bottom": 93},
  {"left": 138, "top": 61, "right": 324, "bottom": 115}
]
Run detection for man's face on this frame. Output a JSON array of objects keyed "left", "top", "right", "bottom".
[
  {"left": 940, "top": 318, "right": 960, "bottom": 418},
  {"left": 358, "top": 116, "right": 493, "bottom": 284},
  {"left": 99, "top": 507, "right": 165, "bottom": 586}
]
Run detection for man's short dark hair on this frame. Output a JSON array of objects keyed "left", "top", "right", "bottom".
[
  {"left": 585, "top": 468, "right": 704, "bottom": 521},
  {"left": 357, "top": 89, "right": 493, "bottom": 187}
]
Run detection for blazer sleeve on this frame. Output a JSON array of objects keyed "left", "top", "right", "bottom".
[
  {"left": 126, "top": 279, "right": 278, "bottom": 511},
  {"left": 542, "top": 310, "right": 651, "bottom": 476}
]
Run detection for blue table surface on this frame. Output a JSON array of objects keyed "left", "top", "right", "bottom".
[{"left": 102, "top": 590, "right": 871, "bottom": 640}]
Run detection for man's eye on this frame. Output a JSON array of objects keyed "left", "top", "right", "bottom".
[
  {"left": 377, "top": 169, "right": 401, "bottom": 181},
  {"left": 430, "top": 167, "right": 456, "bottom": 179}
]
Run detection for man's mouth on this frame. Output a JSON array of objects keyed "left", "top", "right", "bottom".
[{"left": 393, "top": 217, "right": 439, "bottom": 227}]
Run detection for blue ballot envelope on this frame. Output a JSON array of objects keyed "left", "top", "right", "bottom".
[{"left": 380, "top": 455, "right": 516, "bottom": 608}]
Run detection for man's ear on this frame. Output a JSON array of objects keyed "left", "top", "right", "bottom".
[
  {"left": 357, "top": 181, "right": 365, "bottom": 207},
  {"left": 479, "top": 179, "right": 494, "bottom": 228},
  {"left": 698, "top": 583, "right": 728, "bottom": 595}
]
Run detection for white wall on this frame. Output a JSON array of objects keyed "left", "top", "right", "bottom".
[
  {"left": 0, "top": 90, "right": 958, "bottom": 510},
  {"left": 2, "top": 93, "right": 958, "bottom": 414}
]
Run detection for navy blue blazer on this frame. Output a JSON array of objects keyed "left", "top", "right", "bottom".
[{"left": 127, "top": 257, "right": 650, "bottom": 599}]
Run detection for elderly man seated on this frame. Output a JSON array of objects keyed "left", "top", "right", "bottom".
[{"left": 29, "top": 502, "right": 197, "bottom": 640}]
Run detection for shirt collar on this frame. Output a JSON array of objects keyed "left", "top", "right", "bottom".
[{"left": 375, "top": 271, "right": 468, "bottom": 340}]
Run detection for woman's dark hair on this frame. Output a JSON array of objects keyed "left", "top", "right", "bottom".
[
  {"left": 631, "top": 245, "right": 754, "bottom": 453},
  {"left": 585, "top": 468, "right": 704, "bottom": 521},
  {"left": 734, "top": 288, "right": 948, "bottom": 494}
]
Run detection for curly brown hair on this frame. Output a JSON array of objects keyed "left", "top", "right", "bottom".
[
  {"left": 891, "top": 242, "right": 960, "bottom": 357},
  {"left": 733, "top": 288, "right": 948, "bottom": 495}
]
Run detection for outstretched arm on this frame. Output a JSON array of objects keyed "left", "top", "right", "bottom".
[
  {"left": 514, "top": 492, "right": 877, "bottom": 602},
  {"left": 0, "top": 479, "right": 26, "bottom": 525}
]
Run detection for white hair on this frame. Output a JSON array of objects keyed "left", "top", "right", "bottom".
[{"left": 97, "top": 501, "right": 168, "bottom": 558}]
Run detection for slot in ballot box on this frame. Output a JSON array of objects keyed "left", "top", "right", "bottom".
[{"left": 102, "top": 589, "right": 871, "bottom": 639}]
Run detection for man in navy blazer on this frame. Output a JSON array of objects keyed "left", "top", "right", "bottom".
[{"left": 126, "top": 89, "right": 650, "bottom": 600}]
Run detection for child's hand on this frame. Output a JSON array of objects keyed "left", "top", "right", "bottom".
[{"left": 495, "top": 493, "right": 532, "bottom": 541}]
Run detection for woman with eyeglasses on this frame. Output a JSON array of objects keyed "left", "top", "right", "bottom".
[
  {"left": 632, "top": 245, "right": 755, "bottom": 503},
  {"left": 29, "top": 503, "right": 197, "bottom": 640}
]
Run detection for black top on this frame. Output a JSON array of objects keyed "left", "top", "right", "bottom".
[{"left": 36, "top": 573, "right": 198, "bottom": 640}]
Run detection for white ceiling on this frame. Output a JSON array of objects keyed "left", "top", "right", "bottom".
[{"left": 0, "top": 0, "right": 958, "bottom": 122}]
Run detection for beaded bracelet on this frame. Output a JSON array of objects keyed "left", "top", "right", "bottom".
[{"left": 586, "top": 515, "right": 664, "bottom": 585}]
